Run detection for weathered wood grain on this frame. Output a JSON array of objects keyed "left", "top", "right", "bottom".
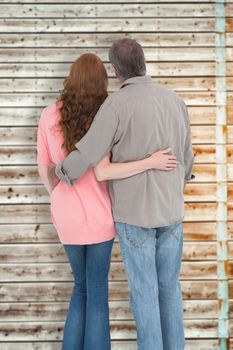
[
  {"left": 0, "top": 164, "right": 217, "bottom": 185},
  {"left": 0, "top": 77, "right": 217, "bottom": 93},
  {"left": 0, "top": 145, "right": 217, "bottom": 165},
  {"left": 0, "top": 125, "right": 217, "bottom": 146},
  {"left": 0, "top": 33, "right": 216, "bottom": 51},
  {"left": 0, "top": 18, "right": 215, "bottom": 33},
  {"left": 0, "top": 280, "right": 217, "bottom": 302},
  {"left": 0, "top": 106, "right": 217, "bottom": 126},
  {"left": 0, "top": 241, "right": 217, "bottom": 263},
  {"left": 0, "top": 203, "right": 219, "bottom": 224},
  {"left": 0, "top": 4, "right": 216, "bottom": 18},
  {"left": 0, "top": 0, "right": 230, "bottom": 346},
  {"left": 0, "top": 0, "right": 223, "bottom": 3},
  {"left": 0, "top": 222, "right": 217, "bottom": 244},
  {"left": 0, "top": 300, "right": 218, "bottom": 321},
  {"left": 0, "top": 319, "right": 218, "bottom": 341},
  {"left": 0, "top": 92, "right": 217, "bottom": 107},
  {"left": 0, "top": 340, "right": 221, "bottom": 350},
  {"left": 0, "top": 62, "right": 216, "bottom": 78},
  {"left": 0, "top": 261, "right": 219, "bottom": 282},
  {"left": 0, "top": 183, "right": 219, "bottom": 204}
]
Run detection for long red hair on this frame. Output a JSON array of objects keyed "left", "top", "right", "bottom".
[{"left": 57, "top": 53, "right": 108, "bottom": 154}]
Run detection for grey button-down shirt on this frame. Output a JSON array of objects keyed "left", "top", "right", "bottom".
[{"left": 56, "top": 75, "right": 195, "bottom": 228}]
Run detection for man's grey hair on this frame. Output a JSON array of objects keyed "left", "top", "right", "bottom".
[{"left": 109, "top": 38, "right": 146, "bottom": 80}]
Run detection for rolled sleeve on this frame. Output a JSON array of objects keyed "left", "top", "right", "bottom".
[{"left": 55, "top": 96, "right": 120, "bottom": 184}]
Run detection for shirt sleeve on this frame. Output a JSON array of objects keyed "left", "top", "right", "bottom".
[
  {"left": 180, "top": 100, "right": 195, "bottom": 182},
  {"left": 37, "top": 109, "right": 52, "bottom": 166},
  {"left": 55, "top": 96, "right": 120, "bottom": 185}
]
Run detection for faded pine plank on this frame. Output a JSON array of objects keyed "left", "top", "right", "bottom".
[
  {"left": 0, "top": 320, "right": 218, "bottom": 341},
  {"left": 0, "top": 33, "right": 215, "bottom": 50},
  {"left": 0, "top": 340, "right": 220, "bottom": 350},
  {"left": 0, "top": 92, "right": 217, "bottom": 107},
  {"left": 0, "top": 4, "right": 215, "bottom": 18},
  {"left": 0, "top": 18, "right": 215, "bottom": 33},
  {"left": 0, "top": 299, "right": 218, "bottom": 321},
  {"left": 0, "top": 125, "right": 216, "bottom": 146},
  {"left": 0, "top": 145, "right": 217, "bottom": 165},
  {"left": 0, "top": 261, "right": 218, "bottom": 282},
  {"left": 0, "top": 164, "right": 217, "bottom": 185},
  {"left": 0, "top": 77, "right": 217, "bottom": 93},
  {"left": 0, "top": 184, "right": 219, "bottom": 204},
  {"left": 0, "top": 241, "right": 217, "bottom": 263},
  {"left": 0, "top": 280, "right": 217, "bottom": 302},
  {"left": 0, "top": 202, "right": 218, "bottom": 224},
  {"left": 0, "top": 222, "right": 217, "bottom": 244},
  {"left": 0, "top": 106, "right": 217, "bottom": 126}
]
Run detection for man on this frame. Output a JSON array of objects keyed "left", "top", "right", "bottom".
[{"left": 54, "top": 38, "right": 195, "bottom": 350}]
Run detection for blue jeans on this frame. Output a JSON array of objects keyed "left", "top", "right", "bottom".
[
  {"left": 115, "top": 221, "right": 185, "bottom": 350},
  {"left": 62, "top": 239, "right": 114, "bottom": 350}
]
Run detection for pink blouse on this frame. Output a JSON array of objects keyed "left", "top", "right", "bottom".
[{"left": 37, "top": 102, "right": 116, "bottom": 244}]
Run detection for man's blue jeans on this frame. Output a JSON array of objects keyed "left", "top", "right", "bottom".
[
  {"left": 62, "top": 239, "right": 114, "bottom": 350},
  {"left": 115, "top": 221, "right": 185, "bottom": 350}
]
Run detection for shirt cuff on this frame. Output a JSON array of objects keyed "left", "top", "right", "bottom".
[
  {"left": 55, "top": 161, "right": 74, "bottom": 185},
  {"left": 185, "top": 174, "right": 195, "bottom": 181}
]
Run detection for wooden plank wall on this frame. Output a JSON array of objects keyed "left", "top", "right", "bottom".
[{"left": 0, "top": 0, "right": 232, "bottom": 349}]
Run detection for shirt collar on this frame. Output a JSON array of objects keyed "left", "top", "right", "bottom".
[{"left": 120, "top": 75, "right": 153, "bottom": 89}]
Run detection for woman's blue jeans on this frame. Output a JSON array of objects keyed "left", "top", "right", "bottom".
[{"left": 62, "top": 238, "right": 114, "bottom": 350}]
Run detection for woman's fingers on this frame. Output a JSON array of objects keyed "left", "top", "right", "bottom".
[{"left": 160, "top": 147, "right": 172, "bottom": 154}]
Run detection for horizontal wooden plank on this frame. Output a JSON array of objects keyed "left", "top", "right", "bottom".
[
  {"left": 0, "top": 261, "right": 218, "bottom": 282},
  {"left": 0, "top": 241, "right": 217, "bottom": 263},
  {"left": 0, "top": 33, "right": 215, "bottom": 51},
  {"left": 0, "top": 184, "right": 219, "bottom": 204},
  {"left": 0, "top": 340, "right": 221, "bottom": 350},
  {"left": 0, "top": 299, "right": 218, "bottom": 322},
  {"left": 0, "top": 48, "right": 218, "bottom": 78},
  {"left": 228, "top": 164, "right": 233, "bottom": 181},
  {"left": 227, "top": 3, "right": 233, "bottom": 16},
  {"left": 0, "top": 222, "right": 217, "bottom": 244},
  {"left": 0, "top": 77, "right": 217, "bottom": 93},
  {"left": 0, "top": 164, "right": 217, "bottom": 186},
  {"left": 0, "top": 0, "right": 222, "bottom": 3},
  {"left": 0, "top": 4, "right": 216, "bottom": 18},
  {"left": 227, "top": 18, "right": 233, "bottom": 33},
  {"left": 0, "top": 125, "right": 217, "bottom": 146},
  {"left": 0, "top": 280, "right": 217, "bottom": 302},
  {"left": 0, "top": 319, "right": 218, "bottom": 341},
  {"left": 228, "top": 126, "right": 233, "bottom": 143},
  {"left": 0, "top": 202, "right": 218, "bottom": 224},
  {"left": 0, "top": 92, "right": 217, "bottom": 107},
  {"left": 0, "top": 145, "right": 217, "bottom": 165},
  {"left": 229, "top": 242, "right": 233, "bottom": 259},
  {"left": 0, "top": 281, "right": 131, "bottom": 302},
  {"left": 229, "top": 184, "right": 233, "bottom": 201},
  {"left": 0, "top": 18, "right": 215, "bottom": 33},
  {"left": 229, "top": 204, "right": 233, "bottom": 221},
  {"left": 0, "top": 56, "right": 215, "bottom": 80},
  {"left": 0, "top": 106, "right": 216, "bottom": 126}
]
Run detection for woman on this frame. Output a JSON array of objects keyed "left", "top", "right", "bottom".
[{"left": 37, "top": 53, "right": 178, "bottom": 350}]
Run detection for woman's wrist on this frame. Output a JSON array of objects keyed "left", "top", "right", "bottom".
[{"left": 142, "top": 157, "right": 155, "bottom": 171}]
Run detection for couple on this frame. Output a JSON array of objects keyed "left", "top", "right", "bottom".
[{"left": 37, "top": 38, "right": 194, "bottom": 350}]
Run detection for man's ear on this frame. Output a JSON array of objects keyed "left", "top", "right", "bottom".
[
  {"left": 112, "top": 65, "right": 124, "bottom": 82},
  {"left": 111, "top": 65, "right": 118, "bottom": 77}
]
